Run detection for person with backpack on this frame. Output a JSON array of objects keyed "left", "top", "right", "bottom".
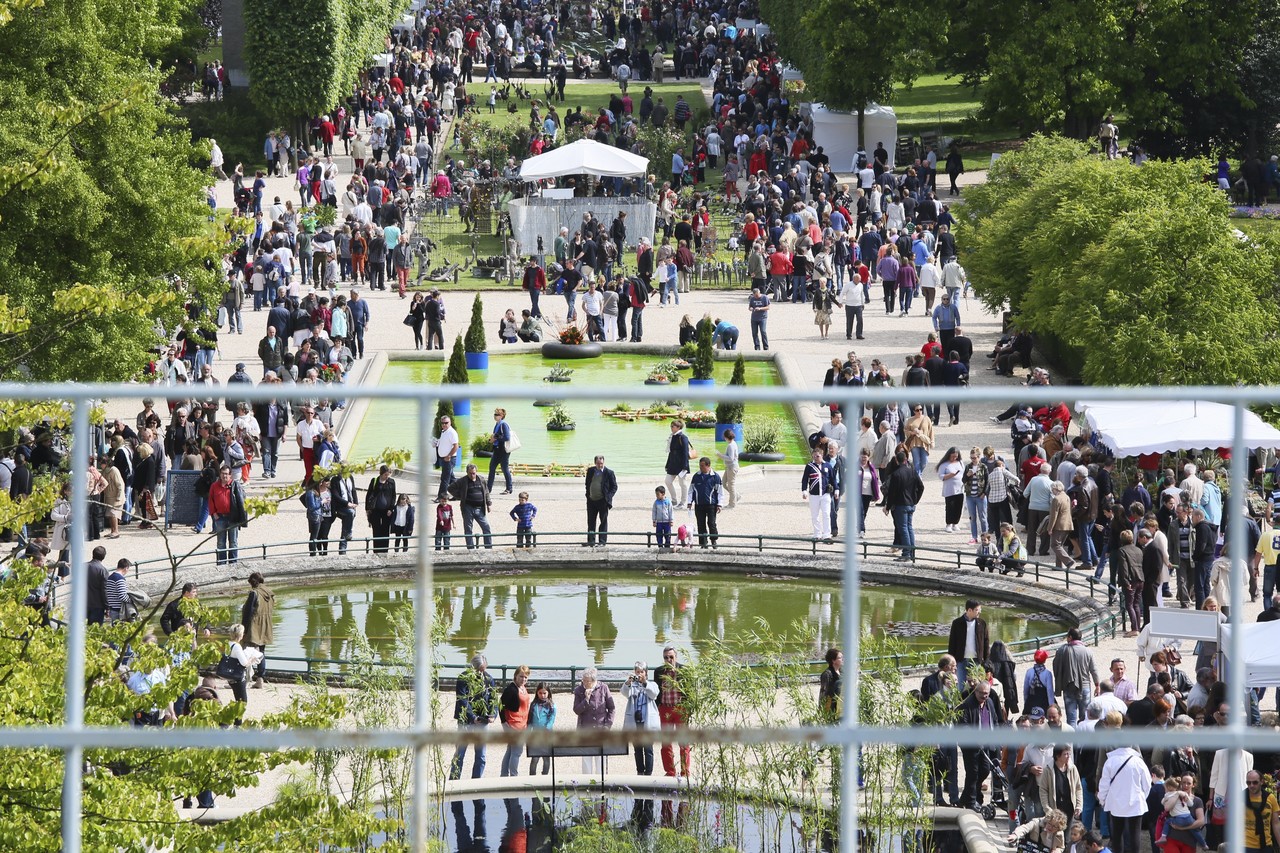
[{"left": 1023, "top": 648, "right": 1056, "bottom": 714}]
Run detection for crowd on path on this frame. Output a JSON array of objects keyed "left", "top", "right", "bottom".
[
  {"left": 922, "top": 599, "right": 1278, "bottom": 853},
  {"left": 448, "top": 643, "right": 694, "bottom": 781}
]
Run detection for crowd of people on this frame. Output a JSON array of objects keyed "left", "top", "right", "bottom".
[
  {"left": 447, "top": 643, "right": 694, "bottom": 781},
  {"left": 917, "top": 598, "right": 1279, "bottom": 853}
]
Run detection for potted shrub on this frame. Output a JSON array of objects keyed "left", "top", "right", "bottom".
[
  {"left": 683, "top": 409, "right": 717, "bottom": 428},
  {"left": 715, "top": 354, "right": 747, "bottom": 444},
  {"left": 464, "top": 294, "right": 488, "bottom": 370},
  {"left": 688, "top": 321, "right": 715, "bottom": 388},
  {"left": 676, "top": 342, "right": 696, "bottom": 362},
  {"left": 444, "top": 335, "right": 471, "bottom": 416},
  {"left": 542, "top": 319, "right": 604, "bottom": 359},
  {"left": 470, "top": 433, "right": 493, "bottom": 459},
  {"left": 739, "top": 416, "right": 786, "bottom": 462},
  {"left": 545, "top": 404, "right": 576, "bottom": 431}
]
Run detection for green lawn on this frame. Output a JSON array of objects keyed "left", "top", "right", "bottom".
[
  {"left": 887, "top": 73, "right": 1020, "bottom": 172},
  {"left": 468, "top": 79, "right": 709, "bottom": 130}
]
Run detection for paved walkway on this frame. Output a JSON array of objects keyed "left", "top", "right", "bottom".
[{"left": 117, "top": 85, "right": 1261, "bottom": 809}]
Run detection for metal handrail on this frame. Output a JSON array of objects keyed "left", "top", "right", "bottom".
[{"left": 131, "top": 530, "right": 1124, "bottom": 677}]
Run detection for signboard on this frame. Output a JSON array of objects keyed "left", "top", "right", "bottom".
[
  {"left": 1147, "top": 606, "right": 1220, "bottom": 643},
  {"left": 164, "top": 469, "right": 204, "bottom": 530}
]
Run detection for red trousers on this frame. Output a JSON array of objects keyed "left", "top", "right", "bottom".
[{"left": 658, "top": 704, "right": 691, "bottom": 776}]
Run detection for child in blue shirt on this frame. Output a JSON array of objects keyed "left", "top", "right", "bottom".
[
  {"left": 652, "top": 485, "right": 674, "bottom": 551},
  {"left": 527, "top": 682, "right": 556, "bottom": 775},
  {"left": 510, "top": 491, "right": 537, "bottom": 548}
]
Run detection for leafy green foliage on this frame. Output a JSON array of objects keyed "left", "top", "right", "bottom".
[
  {"left": 0, "top": 0, "right": 223, "bottom": 382},
  {"left": 691, "top": 322, "right": 714, "bottom": 380},
  {"left": 762, "top": 0, "right": 941, "bottom": 135},
  {"left": 964, "top": 136, "right": 1280, "bottom": 385},
  {"left": 545, "top": 404, "right": 575, "bottom": 428},
  {"left": 444, "top": 335, "right": 469, "bottom": 386},
  {"left": 464, "top": 294, "right": 486, "bottom": 353},
  {"left": 742, "top": 417, "right": 782, "bottom": 454},
  {"left": 715, "top": 355, "right": 747, "bottom": 424},
  {"left": 245, "top": 0, "right": 409, "bottom": 120}
]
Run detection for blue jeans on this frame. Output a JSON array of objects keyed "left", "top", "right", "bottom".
[
  {"left": 911, "top": 447, "right": 929, "bottom": 475},
  {"left": 213, "top": 516, "right": 239, "bottom": 564},
  {"left": 260, "top": 436, "right": 278, "bottom": 475},
  {"left": 664, "top": 277, "right": 679, "bottom": 304},
  {"left": 891, "top": 504, "right": 916, "bottom": 558},
  {"left": 1194, "top": 555, "right": 1213, "bottom": 606},
  {"left": 195, "top": 497, "right": 209, "bottom": 532},
  {"left": 751, "top": 316, "right": 768, "bottom": 349},
  {"left": 1076, "top": 519, "right": 1097, "bottom": 565},
  {"left": 1062, "top": 686, "right": 1090, "bottom": 726},
  {"left": 449, "top": 723, "right": 488, "bottom": 779},
  {"left": 1266, "top": 563, "right": 1277, "bottom": 602},
  {"left": 965, "top": 495, "right": 987, "bottom": 539},
  {"left": 436, "top": 458, "right": 455, "bottom": 500},
  {"left": 718, "top": 329, "right": 738, "bottom": 350},
  {"left": 487, "top": 450, "right": 512, "bottom": 492},
  {"left": 461, "top": 504, "right": 492, "bottom": 549},
  {"left": 564, "top": 290, "right": 577, "bottom": 320},
  {"left": 791, "top": 274, "right": 807, "bottom": 303},
  {"left": 500, "top": 724, "right": 522, "bottom": 776},
  {"left": 899, "top": 286, "right": 914, "bottom": 313},
  {"left": 1080, "top": 776, "right": 1100, "bottom": 832}
]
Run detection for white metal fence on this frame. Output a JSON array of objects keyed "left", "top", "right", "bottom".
[{"left": 4, "top": 379, "right": 1266, "bottom": 852}]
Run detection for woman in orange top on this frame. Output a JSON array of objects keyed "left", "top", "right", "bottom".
[{"left": 499, "top": 664, "right": 532, "bottom": 777}]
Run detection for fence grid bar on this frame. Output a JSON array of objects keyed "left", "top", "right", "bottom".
[
  {"left": 0, "top": 381, "right": 1267, "bottom": 853},
  {"left": 840, "top": 477, "right": 861, "bottom": 847},
  {"left": 61, "top": 397, "right": 91, "bottom": 853},
  {"left": 1227, "top": 401, "right": 1246, "bottom": 853},
  {"left": 410, "top": 397, "right": 435, "bottom": 850}
]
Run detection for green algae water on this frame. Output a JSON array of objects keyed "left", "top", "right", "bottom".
[
  {"left": 232, "top": 571, "right": 1064, "bottom": 673},
  {"left": 349, "top": 354, "right": 810, "bottom": 475}
]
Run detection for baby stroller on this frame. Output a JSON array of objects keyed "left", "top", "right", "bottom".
[{"left": 970, "top": 748, "right": 1014, "bottom": 821}]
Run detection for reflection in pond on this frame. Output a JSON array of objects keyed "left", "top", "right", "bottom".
[
  {"left": 430, "top": 794, "right": 965, "bottom": 852},
  {"left": 232, "top": 572, "right": 1064, "bottom": 672}
]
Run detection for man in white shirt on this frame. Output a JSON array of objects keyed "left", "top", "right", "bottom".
[
  {"left": 580, "top": 282, "right": 604, "bottom": 341},
  {"left": 1178, "top": 463, "right": 1204, "bottom": 505},
  {"left": 295, "top": 407, "right": 325, "bottom": 482},
  {"left": 434, "top": 415, "right": 460, "bottom": 502},
  {"left": 839, "top": 274, "right": 867, "bottom": 340}
]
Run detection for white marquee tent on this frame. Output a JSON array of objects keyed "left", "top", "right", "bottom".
[
  {"left": 1075, "top": 400, "right": 1280, "bottom": 456},
  {"left": 809, "top": 103, "right": 899, "bottom": 173},
  {"left": 1219, "top": 623, "right": 1280, "bottom": 687},
  {"left": 518, "top": 139, "right": 649, "bottom": 181}
]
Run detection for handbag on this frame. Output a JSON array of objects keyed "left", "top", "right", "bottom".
[
  {"left": 216, "top": 652, "right": 246, "bottom": 682},
  {"left": 503, "top": 428, "right": 521, "bottom": 453},
  {"left": 216, "top": 305, "right": 228, "bottom": 328},
  {"left": 402, "top": 312, "right": 415, "bottom": 326}
]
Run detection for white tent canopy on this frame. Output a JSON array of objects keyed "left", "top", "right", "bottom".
[
  {"left": 518, "top": 139, "right": 649, "bottom": 181},
  {"left": 1220, "top": 623, "right": 1280, "bottom": 687},
  {"left": 808, "top": 103, "right": 898, "bottom": 173},
  {"left": 1075, "top": 400, "right": 1280, "bottom": 456}
]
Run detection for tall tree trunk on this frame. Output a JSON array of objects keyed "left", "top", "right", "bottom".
[{"left": 857, "top": 106, "right": 866, "bottom": 153}]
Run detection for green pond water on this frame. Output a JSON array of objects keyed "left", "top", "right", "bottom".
[
  {"left": 349, "top": 354, "right": 810, "bottom": 476},
  {"left": 222, "top": 571, "right": 1064, "bottom": 673}
]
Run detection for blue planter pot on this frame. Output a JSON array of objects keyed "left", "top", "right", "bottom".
[
  {"left": 687, "top": 378, "right": 716, "bottom": 388},
  {"left": 715, "top": 422, "right": 744, "bottom": 443},
  {"left": 465, "top": 351, "right": 489, "bottom": 370},
  {"left": 453, "top": 398, "right": 471, "bottom": 417}
]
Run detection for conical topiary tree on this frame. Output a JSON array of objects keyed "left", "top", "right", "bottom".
[
  {"left": 715, "top": 353, "right": 746, "bottom": 426},
  {"left": 464, "top": 293, "right": 486, "bottom": 354},
  {"left": 445, "top": 335, "right": 469, "bottom": 385},
  {"left": 691, "top": 320, "right": 715, "bottom": 380}
]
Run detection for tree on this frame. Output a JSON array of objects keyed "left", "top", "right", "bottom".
[
  {"left": 244, "top": 0, "right": 410, "bottom": 124},
  {"left": 444, "top": 335, "right": 469, "bottom": 386},
  {"left": 963, "top": 136, "right": 1280, "bottom": 385},
  {"left": 760, "top": 0, "right": 941, "bottom": 141},
  {"left": 0, "top": 0, "right": 223, "bottom": 383},
  {"left": 464, "top": 294, "right": 486, "bottom": 354},
  {"left": 715, "top": 354, "right": 746, "bottom": 425},
  {"left": 691, "top": 321, "right": 715, "bottom": 380}
]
